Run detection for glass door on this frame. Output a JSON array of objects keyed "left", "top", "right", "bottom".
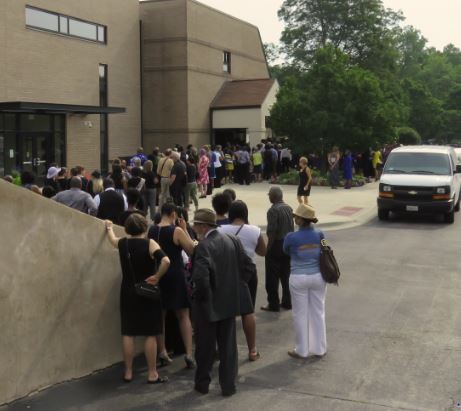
[{"left": 19, "top": 133, "right": 51, "bottom": 182}]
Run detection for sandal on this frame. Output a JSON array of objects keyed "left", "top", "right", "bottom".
[
  {"left": 248, "top": 350, "right": 260, "bottom": 362},
  {"left": 147, "top": 376, "right": 169, "bottom": 384},
  {"left": 184, "top": 355, "right": 196, "bottom": 369},
  {"left": 158, "top": 351, "right": 173, "bottom": 367},
  {"left": 287, "top": 350, "right": 307, "bottom": 360}
]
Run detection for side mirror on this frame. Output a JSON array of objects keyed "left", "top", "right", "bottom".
[{"left": 456, "top": 165, "right": 461, "bottom": 173}]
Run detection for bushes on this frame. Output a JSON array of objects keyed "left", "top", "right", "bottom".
[
  {"left": 277, "top": 169, "right": 369, "bottom": 187},
  {"left": 397, "top": 127, "right": 421, "bottom": 145}
]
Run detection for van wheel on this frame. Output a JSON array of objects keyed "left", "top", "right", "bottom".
[
  {"left": 444, "top": 210, "right": 455, "bottom": 224},
  {"left": 455, "top": 198, "right": 460, "bottom": 212},
  {"left": 378, "top": 209, "right": 389, "bottom": 221}
]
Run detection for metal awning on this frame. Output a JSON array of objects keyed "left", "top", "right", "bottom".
[{"left": 0, "top": 101, "right": 126, "bottom": 114}]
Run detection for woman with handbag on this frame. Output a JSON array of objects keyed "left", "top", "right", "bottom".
[
  {"left": 105, "top": 214, "right": 170, "bottom": 384},
  {"left": 218, "top": 200, "right": 267, "bottom": 361},
  {"left": 283, "top": 204, "right": 327, "bottom": 360}
]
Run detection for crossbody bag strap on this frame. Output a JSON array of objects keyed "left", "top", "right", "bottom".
[
  {"left": 159, "top": 158, "right": 167, "bottom": 177},
  {"left": 235, "top": 224, "right": 245, "bottom": 237}
]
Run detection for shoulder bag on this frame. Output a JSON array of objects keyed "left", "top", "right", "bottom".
[
  {"left": 318, "top": 232, "right": 341, "bottom": 285},
  {"left": 124, "top": 238, "right": 161, "bottom": 301}
]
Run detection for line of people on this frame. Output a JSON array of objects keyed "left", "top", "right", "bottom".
[{"left": 102, "top": 185, "right": 329, "bottom": 397}]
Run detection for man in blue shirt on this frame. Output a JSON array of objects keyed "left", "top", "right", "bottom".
[{"left": 129, "top": 147, "right": 148, "bottom": 167}]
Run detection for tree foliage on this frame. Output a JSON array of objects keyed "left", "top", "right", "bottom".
[
  {"left": 271, "top": 47, "right": 399, "bottom": 153},
  {"left": 270, "top": 0, "right": 461, "bottom": 152},
  {"left": 397, "top": 127, "right": 421, "bottom": 145}
]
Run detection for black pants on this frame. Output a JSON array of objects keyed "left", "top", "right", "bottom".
[
  {"left": 265, "top": 240, "right": 291, "bottom": 309},
  {"left": 170, "top": 184, "right": 184, "bottom": 207},
  {"left": 194, "top": 303, "right": 238, "bottom": 394},
  {"left": 239, "top": 163, "right": 250, "bottom": 185}
]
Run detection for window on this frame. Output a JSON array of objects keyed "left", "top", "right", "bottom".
[
  {"left": 99, "top": 64, "right": 109, "bottom": 173},
  {"left": 223, "top": 51, "right": 231, "bottom": 73},
  {"left": 25, "top": 6, "right": 106, "bottom": 44},
  {"left": 26, "top": 7, "right": 58, "bottom": 31},
  {"left": 69, "top": 18, "right": 97, "bottom": 41}
]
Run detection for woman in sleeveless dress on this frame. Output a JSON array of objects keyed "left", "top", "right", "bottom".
[
  {"left": 297, "top": 156, "right": 313, "bottom": 205},
  {"left": 148, "top": 203, "right": 197, "bottom": 369},
  {"left": 105, "top": 213, "right": 170, "bottom": 383},
  {"left": 219, "top": 200, "right": 267, "bottom": 361}
]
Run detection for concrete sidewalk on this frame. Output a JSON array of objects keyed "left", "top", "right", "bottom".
[{"left": 195, "top": 181, "right": 379, "bottom": 231}]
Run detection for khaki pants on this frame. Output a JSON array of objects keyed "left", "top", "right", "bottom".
[{"left": 159, "top": 177, "right": 171, "bottom": 208}]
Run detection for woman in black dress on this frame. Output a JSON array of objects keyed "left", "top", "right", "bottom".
[
  {"left": 148, "top": 203, "right": 196, "bottom": 368},
  {"left": 297, "top": 156, "right": 313, "bottom": 205},
  {"left": 105, "top": 214, "right": 170, "bottom": 384}
]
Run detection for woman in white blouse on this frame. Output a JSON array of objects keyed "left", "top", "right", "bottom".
[{"left": 219, "top": 200, "right": 266, "bottom": 361}]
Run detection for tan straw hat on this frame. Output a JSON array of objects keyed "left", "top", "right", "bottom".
[
  {"left": 192, "top": 208, "right": 218, "bottom": 226},
  {"left": 293, "top": 204, "right": 317, "bottom": 221}
]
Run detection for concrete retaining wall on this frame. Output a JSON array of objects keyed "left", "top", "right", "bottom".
[{"left": 0, "top": 180, "right": 127, "bottom": 405}]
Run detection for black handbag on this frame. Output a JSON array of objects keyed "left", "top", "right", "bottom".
[
  {"left": 319, "top": 234, "right": 341, "bottom": 285},
  {"left": 125, "top": 239, "right": 162, "bottom": 302}
]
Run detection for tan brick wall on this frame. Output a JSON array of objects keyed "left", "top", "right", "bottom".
[
  {"left": 0, "top": 0, "right": 141, "bottom": 170},
  {"left": 66, "top": 114, "right": 100, "bottom": 173},
  {"left": 140, "top": 0, "right": 270, "bottom": 151},
  {"left": 141, "top": 0, "right": 189, "bottom": 152},
  {"left": 0, "top": 2, "right": 7, "bottom": 102}
]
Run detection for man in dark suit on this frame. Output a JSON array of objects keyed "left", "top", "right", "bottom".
[
  {"left": 95, "top": 178, "right": 126, "bottom": 224},
  {"left": 191, "top": 208, "right": 241, "bottom": 397}
]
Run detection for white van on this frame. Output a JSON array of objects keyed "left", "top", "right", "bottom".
[{"left": 377, "top": 146, "right": 461, "bottom": 223}]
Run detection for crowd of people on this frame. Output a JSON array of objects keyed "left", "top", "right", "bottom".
[
  {"left": 3, "top": 140, "right": 403, "bottom": 397},
  {"left": 101, "top": 184, "right": 328, "bottom": 397}
]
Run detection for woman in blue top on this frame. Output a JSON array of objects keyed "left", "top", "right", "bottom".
[{"left": 283, "top": 204, "right": 327, "bottom": 360}]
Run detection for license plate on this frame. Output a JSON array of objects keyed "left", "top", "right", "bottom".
[{"left": 406, "top": 205, "right": 418, "bottom": 212}]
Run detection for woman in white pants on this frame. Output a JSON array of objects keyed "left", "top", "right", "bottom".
[{"left": 283, "top": 204, "right": 327, "bottom": 359}]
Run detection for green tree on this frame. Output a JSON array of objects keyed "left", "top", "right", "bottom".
[
  {"left": 271, "top": 47, "right": 398, "bottom": 153},
  {"left": 397, "top": 127, "right": 421, "bottom": 145},
  {"left": 402, "top": 79, "right": 443, "bottom": 141},
  {"left": 278, "top": 0, "right": 403, "bottom": 68}
]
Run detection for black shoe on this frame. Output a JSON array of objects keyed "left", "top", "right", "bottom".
[
  {"left": 280, "top": 304, "right": 292, "bottom": 310},
  {"left": 260, "top": 304, "right": 280, "bottom": 312},
  {"left": 194, "top": 385, "right": 209, "bottom": 395},
  {"left": 222, "top": 388, "right": 236, "bottom": 397}
]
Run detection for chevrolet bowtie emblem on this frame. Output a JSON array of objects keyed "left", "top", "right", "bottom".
[{"left": 408, "top": 191, "right": 418, "bottom": 195}]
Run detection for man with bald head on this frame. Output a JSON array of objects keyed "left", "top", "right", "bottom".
[
  {"left": 169, "top": 151, "right": 187, "bottom": 206},
  {"left": 261, "top": 186, "right": 294, "bottom": 312},
  {"left": 52, "top": 176, "right": 97, "bottom": 215}
]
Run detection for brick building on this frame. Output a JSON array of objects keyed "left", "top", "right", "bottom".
[{"left": 0, "top": 0, "right": 276, "bottom": 180}]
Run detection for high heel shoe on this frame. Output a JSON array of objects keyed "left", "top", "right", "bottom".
[
  {"left": 184, "top": 355, "right": 196, "bottom": 369},
  {"left": 158, "top": 352, "right": 173, "bottom": 367}
]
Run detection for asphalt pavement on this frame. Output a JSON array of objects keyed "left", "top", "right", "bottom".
[{"left": 5, "top": 181, "right": 461, "bottom": 410}]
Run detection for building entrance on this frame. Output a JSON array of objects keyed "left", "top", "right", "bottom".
[
  {"left": 0, "top": 113, "right": 65, "bottom": 180},
  {"left": 213, "top": 128, "right": 247, "bottom": 147},
  {"left": 19, "top": 133, "right": 52, "bottom": 180}
]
